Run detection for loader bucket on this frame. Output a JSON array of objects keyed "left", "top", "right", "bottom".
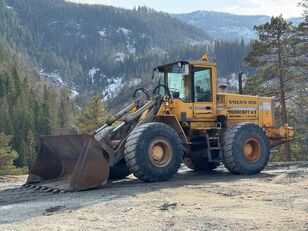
[{"left": 26, "top": 134, "right": 110, "bottom": 191}]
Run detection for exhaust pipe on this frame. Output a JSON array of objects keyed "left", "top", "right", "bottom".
[{"left": 238, "top": 72, "right": 244, "bottom": 95}]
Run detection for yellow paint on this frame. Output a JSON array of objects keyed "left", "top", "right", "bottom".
[
  {"left": 151, "top": 60, "right": 293, "bottom": 146},
  {"left": 156, "top": 61, "right": 273, "bottom": 126}
]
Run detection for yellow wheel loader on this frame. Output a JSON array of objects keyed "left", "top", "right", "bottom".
[{"left": 25, "top": 59, "right": 294, "bottom": 192}]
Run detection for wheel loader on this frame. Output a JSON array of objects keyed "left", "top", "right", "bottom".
[{"left": 25, "top": 58, "right": 294, "bottom": 192}]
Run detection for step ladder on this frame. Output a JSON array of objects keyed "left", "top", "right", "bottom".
[{"left": 206, "top": 134, "right": 222, "bottom": 162}]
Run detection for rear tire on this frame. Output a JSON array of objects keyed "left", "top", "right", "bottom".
[
  {"left": 222, "top": 123, "right": 270, "bottom": 174},
  {"left": 124, "top": 122, "right": 183, "bottom": 182},
  {"left": 109, "top": 159, "right": 131, "bottom": 180},
  {"left": 183, "top": 157, "right": 219, "bottom": 172}
]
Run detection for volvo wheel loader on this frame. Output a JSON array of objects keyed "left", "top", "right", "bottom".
[{"left": 25, "top": 58, "right": 294, "bottom": 192}]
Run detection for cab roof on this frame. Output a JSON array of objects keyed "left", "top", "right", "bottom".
[{"left": 155, "top": 60, "right": 216, "bottom": 72}]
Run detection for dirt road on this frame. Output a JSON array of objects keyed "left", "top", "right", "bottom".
[{"left": 0, "top": 162, "right": 307, "bottom": 231}]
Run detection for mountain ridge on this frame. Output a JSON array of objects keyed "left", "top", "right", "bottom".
[{"left": 174, "top": 10, "right": 304, "bottom": 41}]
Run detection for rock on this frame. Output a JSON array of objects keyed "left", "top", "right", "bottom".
[{"left": 160, "top": 202, "right": 177, "bottom": 211}]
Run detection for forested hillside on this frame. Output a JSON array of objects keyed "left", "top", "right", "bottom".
[
  {"left": 5, "top": 0, "right": 210, "bottom": 98},
  {"left": 0, "top": 41, "right": 76, "bottom": 170},
  {"left": 2, "top": 0, "right": 250, "bottom": 109}
]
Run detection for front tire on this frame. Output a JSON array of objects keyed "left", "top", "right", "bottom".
[
  {"left": 124, "top": 123, "right": 183, "bottom": 182},
  {"left": 222, "top": 123, "right": 270, "bottom": 174}
]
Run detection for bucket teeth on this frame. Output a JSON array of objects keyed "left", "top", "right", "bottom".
[
  {"left": 46, "top": 188, "right": 54, "bottom": 193},
  {"left": 20, "top": 184, "right": 69, "bottom": 194},
  {"left": 34, "top": 186, "right": 42, "bottom": 190}
]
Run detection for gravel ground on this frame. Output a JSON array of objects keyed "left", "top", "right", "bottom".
[{"left": 0, "top": 162, "right": 307, "bottom": 231}]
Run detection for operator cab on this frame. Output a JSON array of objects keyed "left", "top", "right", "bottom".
[
  {"left": 153, "top": 59, "right": 217, "bottom": 121},
  {"left": 154, "top": 60, "right": 215, "bottom": 103}
]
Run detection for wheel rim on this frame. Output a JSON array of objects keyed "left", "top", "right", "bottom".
[
  {"left": 243, "top": 138, "right": 261, "bottom": 162},
  {"left": 149, "top": 139, "right": 172, "bottom": 167}
]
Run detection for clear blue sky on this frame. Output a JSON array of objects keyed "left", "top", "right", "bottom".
[{"left": 67, "top": 0, "right": 303, "bottom": 18}]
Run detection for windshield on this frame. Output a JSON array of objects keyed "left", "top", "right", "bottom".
[
  {"left": 159, "top": 64, "right": 192, "bottom": 102},
  {"left": 157, "top": 63, "right": 212, "bottom": 103}
]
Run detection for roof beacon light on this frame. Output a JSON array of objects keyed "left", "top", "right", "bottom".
[{"left": 202, "top": 54, "right": 208, "bottom": 61}]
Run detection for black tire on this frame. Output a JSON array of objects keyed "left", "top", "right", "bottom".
[
  {"left": 98, "top": 126, "right": 131, "bottom": 180},
  {"left": 222, "top": 123, "right": 270, "bottom": 174},
  {"left": 183, "top": 157, "right": 219, "bottom": 172},
  {"left": 109, "top": 159, "right": 131, "bottom": 180},
  {"left": 124, "top": 122, "right": 183, "bottom": 182}
]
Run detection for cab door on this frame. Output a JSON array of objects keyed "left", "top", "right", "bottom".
[{"left": 193, "top": 66, "right": 216, "bottom": 121}]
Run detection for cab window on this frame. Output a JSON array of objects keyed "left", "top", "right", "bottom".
[
  {"left": 194, "top": 67, "right": 212, "bottom": 102},
  {"left": 159, "top": 64, "right": 191, "bottom": 102}
]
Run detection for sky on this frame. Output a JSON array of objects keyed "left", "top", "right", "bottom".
[{"left": 67, "top": 0, "right": 303, "bottom": 18}]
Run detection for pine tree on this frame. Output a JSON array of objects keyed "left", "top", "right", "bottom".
[
  {"left": 24, "top": 129, "right": 35, "bottom": 168},
  {"left": 245, "top": 16, "right": 305, "bottom": 161},
  {"left": 299, "top": 0, "right": 308, "bottom": 20},
  {"left": 58, "top": 89, "right": 71, "bottom": 128},
  {"left": 74, "top": 93, "right": 110, "bottom": 133},
  {"left": 0, "top": 133, "right": 18, "bottom": 175},
  {"left": 41, "top": 85, "right": 52, "bottom": 135}
]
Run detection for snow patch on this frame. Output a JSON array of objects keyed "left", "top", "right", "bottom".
[
  {"left": 219, "top": 26, "right": 256, "bottom": 39},
  {"left": 40, "top": 69, "right": 64, "bottom": 85},
  {"left": 48, "top": 20, "right": 59, "bottom": 26},
  {"left": 40, "top": 69, "right": 80, "bottom": 98},
  {"left": 149, "top": 47, "right": 168, "bottom": 56},
  {"left": 117, "top": 27, "right": 131, "bottom": 36},
  {"left": 114, "top": 52, "right": 128, "bottom": 63},
  {"left": 70, "top": 89, "right": 79, "bottom": 98},
  {"left": 187, "top": 39, "right": 212, "bottom": 47},
  {"left": 103, "top": 77, "right": 123, "bottom": 101},
  {"left": 98, "top": 29, "right": 107, "bottom": 37},
  {"left": 88, "top": 67, "right": 100, "bottom": 85}
]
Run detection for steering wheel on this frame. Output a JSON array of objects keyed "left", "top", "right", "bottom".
[{"left": 152, "top": 84, "right": 171, "bottom": 98}]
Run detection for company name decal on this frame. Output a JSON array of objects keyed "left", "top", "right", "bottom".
[
  {"left": 227, "top": 110, "right": 257, "bottom": 115},
  {"left": 228, "top": 100, "right": 257, "bottom": 105}
]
